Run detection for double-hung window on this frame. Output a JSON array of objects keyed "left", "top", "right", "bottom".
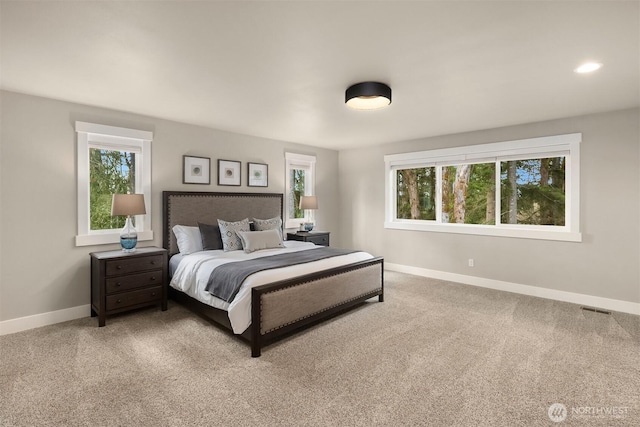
[
  {"left": 284, "top": 152, "right": 316, "bottom": 229},
  {"left": 385, "top": 133, "right": 581, "bottom": 241},
  {"left": 75, "top": 122, "right": 153, "bottom": 246}
]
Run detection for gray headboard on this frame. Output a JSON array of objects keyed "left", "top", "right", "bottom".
[{"left": 162, "top": 191, "right": 284, "bottom": 256}]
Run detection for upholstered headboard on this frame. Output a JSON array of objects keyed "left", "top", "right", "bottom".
[{"left": 162, "top": 191, "right": 284, "bottom": 256}]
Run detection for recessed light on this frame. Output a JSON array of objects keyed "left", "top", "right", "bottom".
[{"left": 574, "top": 62, "right": 603, "bottom": 74}]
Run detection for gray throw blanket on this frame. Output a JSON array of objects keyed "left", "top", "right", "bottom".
[{"left": 205, "top": 247, "right": 358, "bottom": 303}]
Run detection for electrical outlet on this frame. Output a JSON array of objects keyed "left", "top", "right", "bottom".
[{"left": 468, "top": 258, "right": 474, "bottom": 267}]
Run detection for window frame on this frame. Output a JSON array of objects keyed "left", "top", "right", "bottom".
[
  {"left": 75, "top": 121, "right": 153, "bottom": 247},
  {"left": 284, "top": 152, "right": 316, "bottom": 229},
  {"left": 384, "top": 133, "right": 581, "bottom": 242}
]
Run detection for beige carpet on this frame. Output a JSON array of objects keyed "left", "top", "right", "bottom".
[{"left": 1, "top": 271, "right": 638, "bottom": 426}]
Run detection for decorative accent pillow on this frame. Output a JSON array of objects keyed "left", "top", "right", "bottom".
[
  {"left": 252, "top": 216, "right": 283, "bottom": 239},
  {"left": 197, "top": 222, "right": 223, "bottom": 251},
  {"left": 237, "top": 229, "right": 284, "bottom": 253},
  {"left": 172, "top": 225, "right": 203, "bottom": 254},
  {"left": 217, "top": 218, "right": 251, "bottom": 251}
]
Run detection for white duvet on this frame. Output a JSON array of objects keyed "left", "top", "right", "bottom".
[{"left": 169, "top": 241, "right": 373, "bottom": 333}]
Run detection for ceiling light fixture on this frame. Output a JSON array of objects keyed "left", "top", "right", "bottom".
[
  {"left": 345, "top": 82, "right": 392, "bottom": 110},
  {"left": 574, "top": 62, "right": 603, "bottom": 74}
]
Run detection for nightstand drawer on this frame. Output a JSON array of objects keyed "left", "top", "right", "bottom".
[
  {"left": 105, "top": 255, "right": 164, "bottom": 276},
  {"left": 106, "top": 286, "right": 163, "bottom": 311},
  {"left": 105, "top": 271, "right": 163, "bottom": 294},
  {"left": 307, "top": 235, "right": 329, "bottom": 246}
]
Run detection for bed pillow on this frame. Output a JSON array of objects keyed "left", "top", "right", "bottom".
[
  {"left": 172, "top": 225, "right": 203, "bottom": 254},
  {"left": 252, "top": 216, "right": 283, "bottom": 239},
  {"left": 237, "top": 229, "right": 284, "bottom": 253},
  {"left": 217, "top": 218, "right": 251, "bottom": 251},
  {"left": 197, "top": 222, "right": 223, "bottom": 251}
]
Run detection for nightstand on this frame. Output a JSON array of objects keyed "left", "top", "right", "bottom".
[
  {"left": 90, "top": 247, "right": 168, "bottom": 327},
  {"left": 287, "top": 231, "right": 330, "bottom": 247}
]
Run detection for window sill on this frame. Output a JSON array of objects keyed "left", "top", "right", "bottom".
[
  {"left": 75, "top": 230, "right": 154, "bottom": 247},
  {"left": 384, "top": 221, "right": 582, "bottom": 242}
]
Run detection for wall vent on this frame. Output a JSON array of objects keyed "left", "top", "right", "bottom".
[{"left": 581, "top": 306, "right": 612, "bottom": 315}]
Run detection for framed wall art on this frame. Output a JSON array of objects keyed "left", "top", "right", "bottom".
[
  {"left": 218, "top": 159, "right": 241, "bottom": 186},
  {"left": 183, "top": 155, "right": 211, "bottom": 185},
  {"left": 248, "top": 162, "right": 268, "bottom": 187}
]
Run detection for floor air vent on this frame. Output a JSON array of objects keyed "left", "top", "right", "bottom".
[{"left": 581, "top": 306, "right": 612, "bottom": 315}]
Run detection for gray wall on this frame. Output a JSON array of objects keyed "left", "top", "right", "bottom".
[
  {"left": 1, "top": 90, "right": 638, "bottom": 324},
  {"left": 339, "top": 108, "right": 640, "bottom": 304},
  {"left": 0, "top": 90, "right": 340, "bottom": 321}
]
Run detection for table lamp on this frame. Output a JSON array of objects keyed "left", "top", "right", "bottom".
[
  {"left": 299, "top": 195, "right": 318, "bottom": 231},
  {"left": 111, "top": 194, "right": 146, "bottom": 252}
]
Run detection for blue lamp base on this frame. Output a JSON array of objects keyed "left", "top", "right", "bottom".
[{"left": 119, "top": 216, "right": 138, "bottom": 252}]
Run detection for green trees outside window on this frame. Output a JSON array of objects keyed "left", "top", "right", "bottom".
[
  {"left": 442, "top": 163, "right": 496, "bottom": 225},
  {"left": 396, "top": 157, "right": 565, "bottom": 226},
  {"left": 396, "top": 167, "right": 436, "bottom": 220},
  {"left": 500, "top": 157, "right": 565, "bottom": 226},
  {"left": 288, "top": 168, "right": 305, "bottom": 220},
  {"left": 89, "top": 148, "right": 136, "bottom": 230}
]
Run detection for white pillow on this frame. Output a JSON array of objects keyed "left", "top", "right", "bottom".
[
  {"left": 237, "top": 229, "right": 284, "bottom": 253},
  {"left": 172, "top": 225, "right": 203, "bottom": 254}
]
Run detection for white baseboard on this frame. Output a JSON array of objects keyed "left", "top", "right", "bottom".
[
  {"left": 385, "top": 263, "right": 640, "bottom": 316},
  {"left": 0, "top": 304, "right": 91, "bottom": 336},
  {"left": 2, "top": 265, "right": 637, "bottom": 336}
]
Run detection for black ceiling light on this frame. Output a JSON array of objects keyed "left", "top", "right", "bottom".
[{"left": 345, "top": 82, "right": 392, "bottom": 110}]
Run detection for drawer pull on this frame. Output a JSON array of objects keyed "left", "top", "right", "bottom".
[
  {"left": 150, "top": 261, "right": 156, "bottom": 265},
  {"left": 116, "top": 265, "right": 122, "bottom": 270},
  {"left": 151, "top": 292, "right": 156, "bottom": 296},
  {"left": 150, "top": 277, "right": 156, "bottom": 281},
  {"left": 115, "top": 282, "right": 121, "bottom": 287},
  {"left": 116, "top": 299, "right": 122, "bottom": 304}
]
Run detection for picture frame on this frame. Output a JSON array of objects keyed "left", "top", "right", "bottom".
[
  {"left": 248, "top": 162, "right": 268, "bottom": 187},
  {"left": 218, "top": 159, "right": 241, "bottom": 186},
  {"left": 183, "top": 155, "right": 211, "bottom": 185}
]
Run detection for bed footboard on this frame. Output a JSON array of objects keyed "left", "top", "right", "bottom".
[{"left": 250, "top": 257, "right": 384, "bottom": 357}]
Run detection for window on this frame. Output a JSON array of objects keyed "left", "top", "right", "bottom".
[
  {"left": 499, "top": 158, "right": 566, "bottom": 226},
  {"left": 396, "top": 167, "right": 436, "bottom": 220},
  {"left": 76, "top": 122, "right": 153, "bottom": 246},
  {"left": 441, "top": 162, "right": 496, "bottom": 225},
  {"left": 385, "top": 133, "right": 581, "bottom": 241},
  {"left": 284, "top": 152, "right": 316, "bottom": 229}
]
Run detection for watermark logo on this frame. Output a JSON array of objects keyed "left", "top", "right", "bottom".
[
  {"left": 548, "top": 403, "right": 568, "bottom": 423},
  {"left": 547, "top": 403, "right": 630, "bottom": 423}
]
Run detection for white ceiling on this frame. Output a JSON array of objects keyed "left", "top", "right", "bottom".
[{"left": 1, "top": 1, "right": 638, "bottom": 150}]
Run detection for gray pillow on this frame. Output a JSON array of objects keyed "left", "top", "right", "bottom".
[
  {"left": 237, "top": 229, "right": 284, "bottom": 253},
  {"left": 197, "top": 222, "right": 223, "bottom": 251},
  {"left": 217, "top": 218, "right": 250, "bottom": 251},
  {"left": 252, "top": 216, "right": 283, "bottom": 239}
]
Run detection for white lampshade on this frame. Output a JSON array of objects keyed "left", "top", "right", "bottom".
[
  {"left": 111, "top": 194, "right": 146, "bottom": 216},
  {"left": 299, "top": 196, "right": 318, "bottom": 210}
]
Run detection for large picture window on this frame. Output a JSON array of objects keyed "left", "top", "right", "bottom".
[
  {"left": 76, "top": 122, "right": 153, "bottom": 246},
  {"left": 384, "top": 134, "right": 581, "bottom": 241}
]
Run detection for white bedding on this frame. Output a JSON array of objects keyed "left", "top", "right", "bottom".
[{"left": 169, "top": 241, "right": 374, "bottom": 334}]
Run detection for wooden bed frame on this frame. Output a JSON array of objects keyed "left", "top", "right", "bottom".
[{"left": 163, "top": 191, "right": 384, "bottom": 357}]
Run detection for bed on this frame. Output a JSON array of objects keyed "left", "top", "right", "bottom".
[{"left": 163, "top": 191, "right": 384, "bottom": 357}]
